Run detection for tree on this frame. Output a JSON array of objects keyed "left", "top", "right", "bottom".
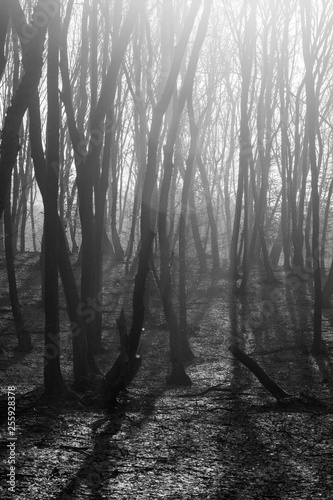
[
  {"left": 4, "top": 180, "right": 32, "bottom": 351},
  {"left": 60, "top": 0, "right": 144, "bottom": 353},
  {"left": 300, "top": 0, "right": 322, "bottom": 353},
  {"left": 243, "top": 4, "right": 279, "bottom": 287},
  {"left": 176, "top": 1, "right": 213, "bottom": 361},
  {"left": 0, "top": 0, "right": 47, "bottom": 217},
  {"left": 228, "top": 0, "right": 257, "bottom": 285},
  {"left": 43, "top": 0, "right": 67, "bottom": 395},
  {"left": 155, "top": 0, "right": 203, "bottom": 385}
]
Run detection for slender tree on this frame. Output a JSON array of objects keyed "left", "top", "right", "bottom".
[
  {"left": 4, "top": 180, "right": 32, "bottom": 351},
  {"left": 229, "top": 0, "right": 257, "bottom": 285},
  {"left": 300, "top": 0, "right": 322, "bottom": 353},
  {"left": 43, "top": 0, "right": 67, "bottom": 395}
]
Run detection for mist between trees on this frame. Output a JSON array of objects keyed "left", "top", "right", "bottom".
[{"left": 0, "top": 0, "right": 333, "bottom": 397}]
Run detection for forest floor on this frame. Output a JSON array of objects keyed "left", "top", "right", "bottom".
[{"left": 0, "top": 252, "right": 333, "bottom": 499}]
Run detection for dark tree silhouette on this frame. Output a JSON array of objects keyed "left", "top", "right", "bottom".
[{"left": 43, "top": 0, "right": 67, "bottom": 395}]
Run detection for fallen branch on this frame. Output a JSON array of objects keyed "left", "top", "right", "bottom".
[{"left": 229, "top": 345, "right": 292, "bottom": 400}]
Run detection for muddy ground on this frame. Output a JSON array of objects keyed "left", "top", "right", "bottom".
[{"left": 0, "top": 252, "right": 333, "bottom": 499}]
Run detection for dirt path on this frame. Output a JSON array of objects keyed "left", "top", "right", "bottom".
[{"left": 0, "top": 255, "right": 333, "bottom": 499}]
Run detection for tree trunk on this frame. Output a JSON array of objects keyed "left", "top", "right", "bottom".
[
  {"left": 270, "top": 230, "right": 283, "bottom": 268},
  {"left": 196, "top": 153, "right": 220, "bottom": 275},
  {"left": 301, "top": 4, "right": 322, "bottom": 353},
  {"left": 290, "top": 85, "right": 307, "bottom": 274},
  {"left": 4, "top": 182, "right": 32, "bottom": 351},
  {"left": 322, "top": 259, "right": 333, "bottom": 308},
  {"left": 29, "top": 89, "right": 98, "bottom": 385},
  {"left": 320, "top": 177, "right": 333, "bottom": 275},
  {"left": 110, "top": 106, "right": 124, "bottom": 262},
  {"left": 278, "top": 16, "right": 292, "bottom": 272},
  {"left": 43, "top": 1, "right": 67, "bottom": 395},
  {"left": 229, "top": 2, "right": 256, "bottom": 282},
  {"left": 304, "top": 195, "right": 312, "bottom": 271},
  {"left": 129, "top": 0, "right": 202, "bottom": 386},
  {"left": 29, "top": 177, "right": 37, "bottom": 252},
  {"left": 159, "top": 143, "right": 192, "bottom": 381},
  {"left": 162, "top": 2, "right": 212, "bottom": 368},
  {"left": 101, "top": 308, "right": 142, "bottom": 403},
  {"left": 223, "top": 98, "right": 236, "bottom": 257},
  {"left": 179, "top": 97, "right": 198, "bottom": 362},
  {"left": 155, "top": 1, "right": 204, "bottom": 384},
  {"left": 188, "top": 190, "right": 207, "bottom": 274}
]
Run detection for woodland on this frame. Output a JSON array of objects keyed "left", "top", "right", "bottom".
[{"left": 0, "top": 0, "right": 333, "bottom": 498}]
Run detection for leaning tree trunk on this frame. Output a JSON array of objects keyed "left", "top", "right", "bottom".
[{"left": 229, "top": 345, "right": 291, "bottom": 400}]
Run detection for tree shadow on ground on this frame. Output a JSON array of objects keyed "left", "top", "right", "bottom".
[
  {"left": 53, "top": 387, "right": 167, "bottom": 499},
  {"left": 0, "top": 347, "right": 33, "bottom": 374},
  {"left": 214, "top": 398, "right": 294, "bottom": 499},
  {"left": 211, "top": 355, "right": 333, "bottom": 499}
]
